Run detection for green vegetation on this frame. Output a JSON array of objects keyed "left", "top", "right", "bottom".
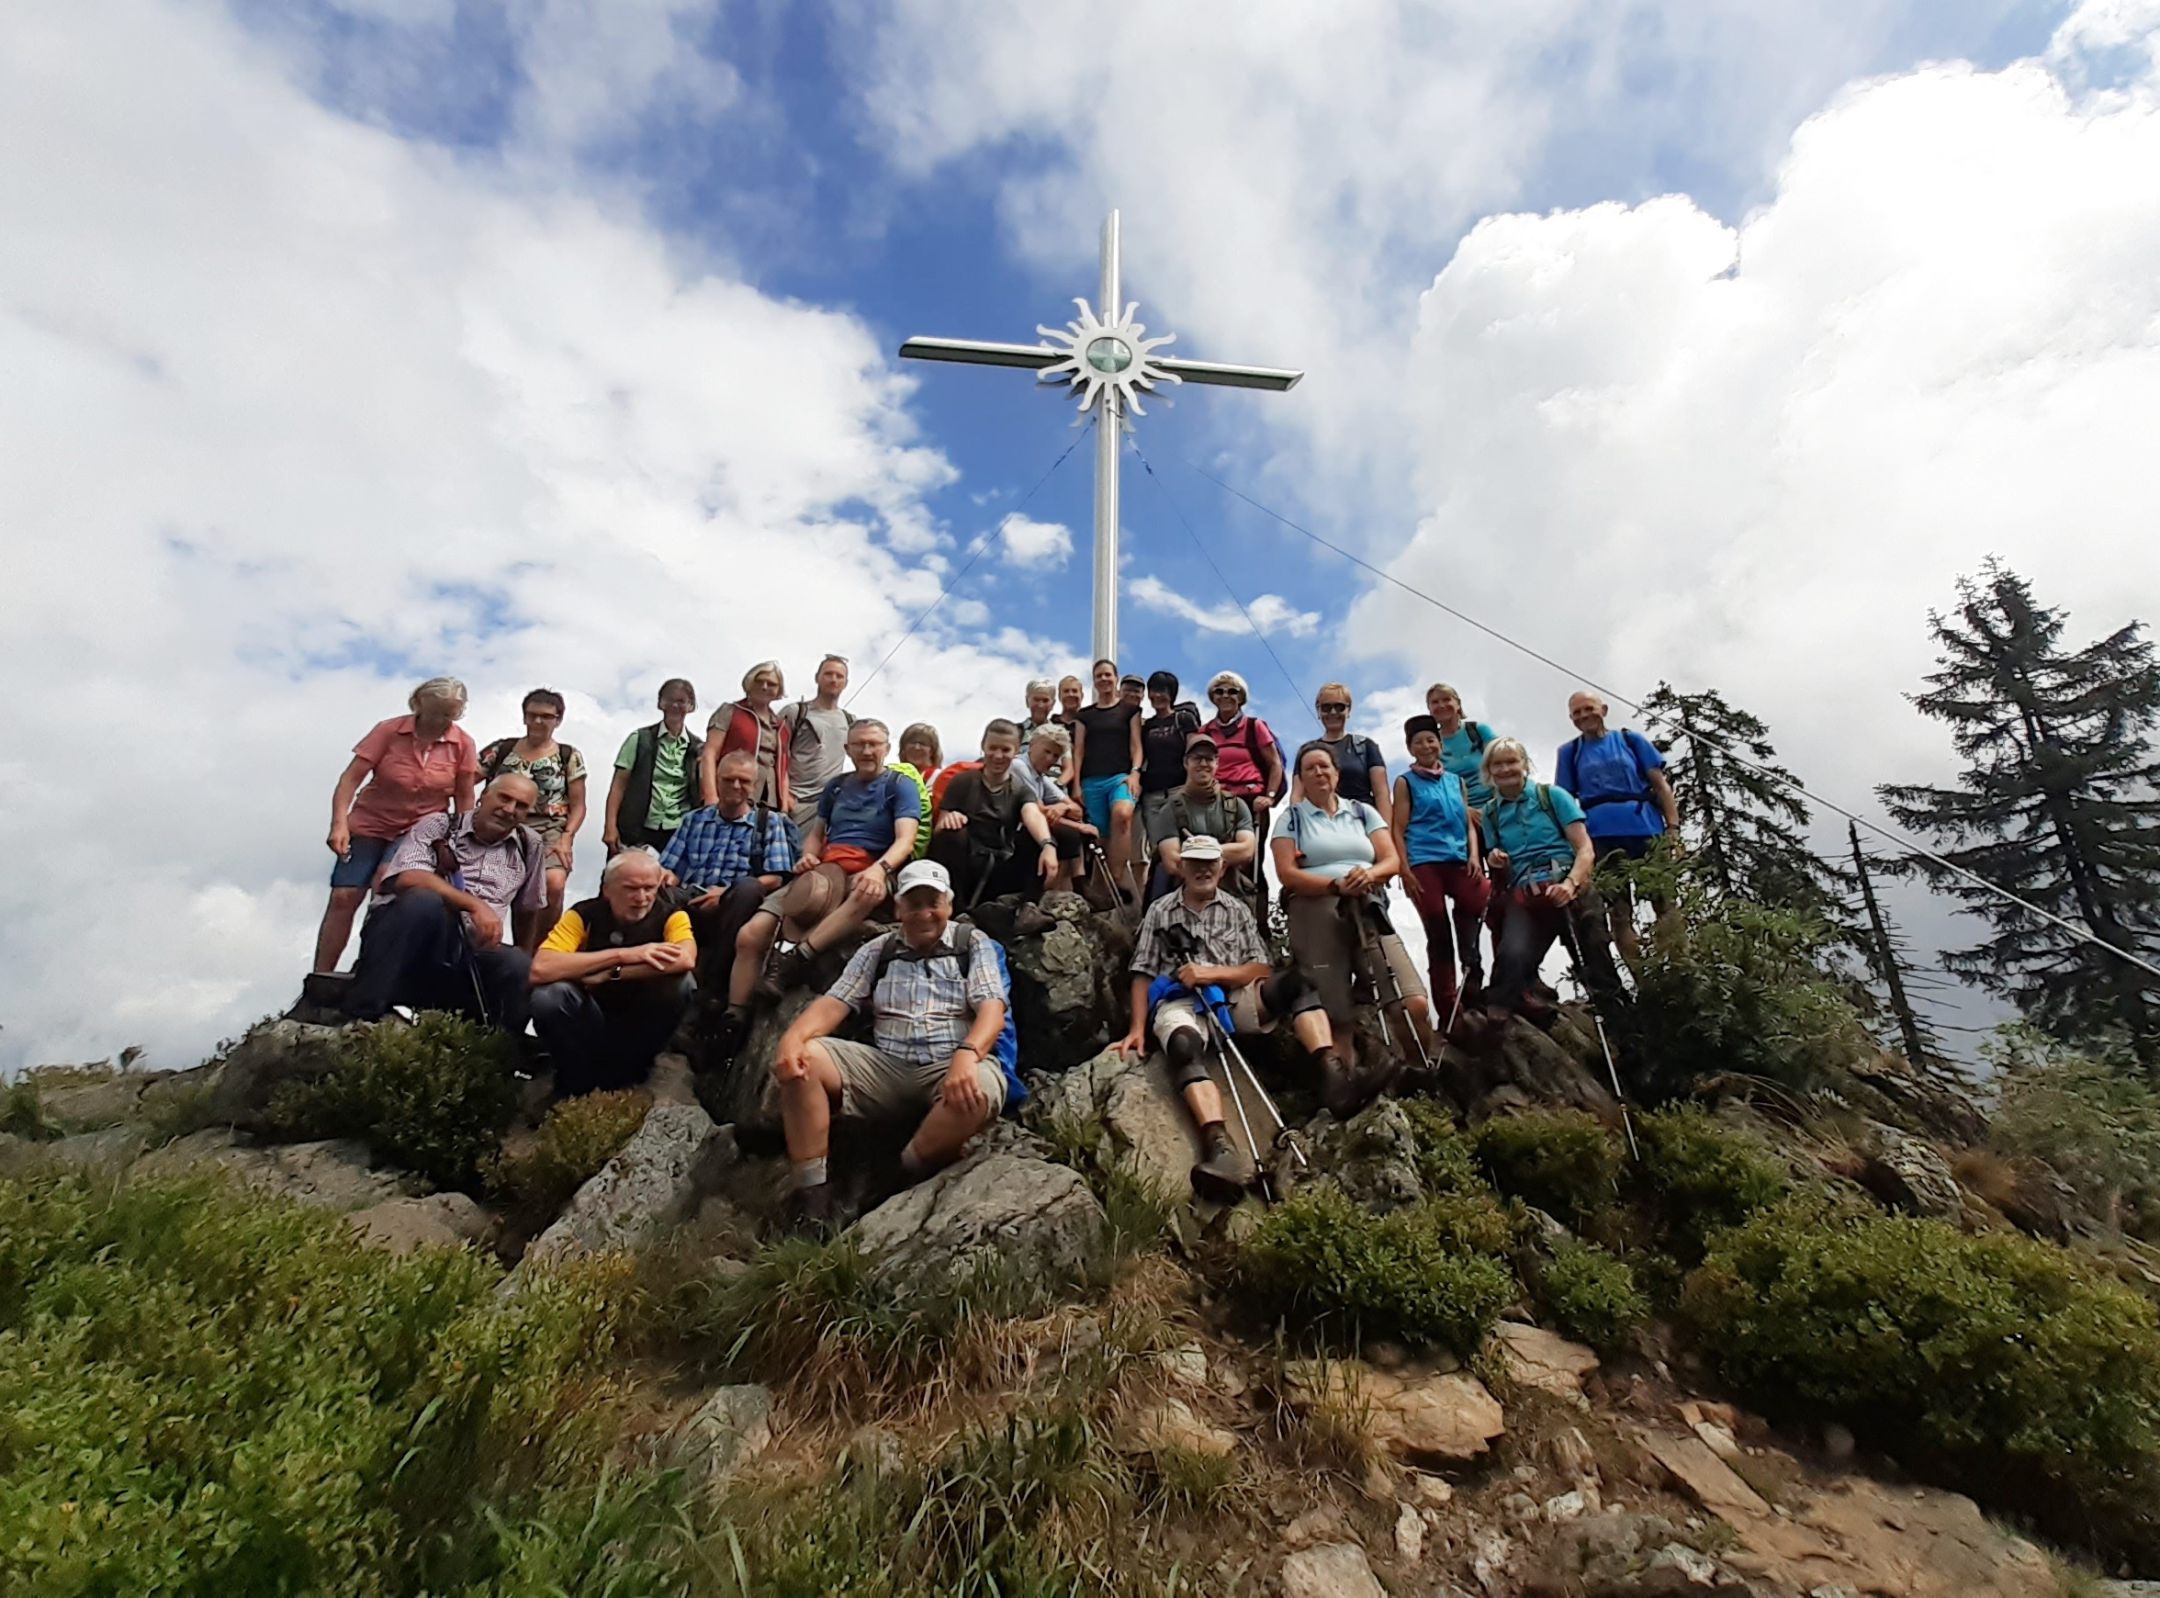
[
  {"left": 269, "top": 1013, "right": 517, "bottom": 1191},
  {"left": 1037, "top": 1112, "right": 1177, "bottom": 1263},
  {"left": 1474, "top": 1108, "right": 1622, "bottom": 1225},
  {"left": 1988, "top": 1030, "right": 2160, "bottom": 1239},
  {"left": 486, "top": 1089, "right": 649, "bottom": 1217},
  {"left": 1683, "top": 1202, "right": 2160, "bottom": 1565},
  {"left": 1632, "top": 1105, "right": 1791, "bottom": 1260},
  {"left": 0, "top": 1168, "right": 638, "bottom": 1594},
  {"left": 1533, "top": 1238, "right": 1648, "bottom": 1354},
  {"left": 0, "top": 1078, "right": 56, "bottom": 1141},
  {"left": 1233, "top": 1186, "right": 1516, "bottom": 1354},
  {"left": 1397, "top": 1099, "right": 1482, "bottom": 1198}
]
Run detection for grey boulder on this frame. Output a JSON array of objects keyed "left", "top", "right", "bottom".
[{"left": 850, "top": 1151, "right": 1105, "bottom": 1301}]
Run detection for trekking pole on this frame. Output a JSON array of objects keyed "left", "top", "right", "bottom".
[
  {"left": 1198, "top": 993, "right": 1309, "bottom": 1176},
  {"left": 1209, "top": 1016, "right": 1272, "bottom": 1203},
  {"left": 1347, "top": 898, "right": 1433, "bottom": 1072},
  {"left": 1557, "top": 911, "right": 1640, "bottom": 1160}
]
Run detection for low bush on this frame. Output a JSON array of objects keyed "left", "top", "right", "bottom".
[
  {"left": 1532, "top": 1239, "right": 1648, "bottom": 1354},
  {"left": 1234, "top": 1186, "right": 1517, "bottom": 1354},
  {"left": 1474, "top": 1109, "right": 1622, "bottom": 1225},
  {"left": 1632, "top": 1106, "right": 1789, "bottom": 1261},
  {"left": 487, "top": 1089, "right": 649, "bottom": 1217},
  {"left": 270, "top": 1012, "right": 517, "bottom": 1191},
  {"left": 1988, "top": 1029, "right": 2160, "bottom": 1240},
  {"left": 1682, "top": 1201, "right": 2160, "bottom": 1566},
  {"left": 0, "top": 1167, "right": 640, "bottom": 1593},
  {"left": 0, "top": 1079, "right": 56, "bottom": 1141},
  {"left": 1617, "top": 887, "right": 1873, "bottom": 1100},
  {"left": 1399, "top": 1099, "right": 1484, "bottom": 1198}
]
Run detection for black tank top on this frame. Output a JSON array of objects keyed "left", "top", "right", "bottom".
[{"left": 1075, "top": 702, "right": 1140, "bottom": 780}]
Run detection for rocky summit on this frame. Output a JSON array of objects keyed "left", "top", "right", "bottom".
[{"left": 5, "top": 896, "right": 2159, "bottom": 1596}]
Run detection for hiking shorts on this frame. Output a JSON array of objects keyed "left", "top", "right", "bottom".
[
  {"left": 1151, "top": 989, "right": 1266, "bottom": 1089},
  {"left": 814, "top": 1037, "right": 1007, "bottom": 1121},
  {"left": 1080, "top": 773, "right": 1135, "bottom": 833},
  {"left": 329, "top": 834, "right": 397, "bottom": 890},
  {"left": 1595, "top": 835, "right": 1658, "bottom": 863}
]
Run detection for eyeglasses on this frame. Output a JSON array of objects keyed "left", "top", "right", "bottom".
[{"left": 1316, "top": 701, "right": 1350, "bottom": 713}]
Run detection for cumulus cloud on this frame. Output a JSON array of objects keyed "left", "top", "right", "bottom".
[
  {"left": 996, "top": 513, "right": 1074, "bottom": 570},
  {"left": 0, "top": 0, "right": 1054, "bottom": 1070},
  {"left": 1129, "top": 576, "right": 1321, "bottom": 639}
]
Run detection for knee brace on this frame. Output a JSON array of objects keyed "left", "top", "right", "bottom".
[
  {"left": 1165, "top": 1026, "right": 1204, "bottom": 1066},
  {"left": 1261, "top": 967, "right": 1323, "bottom": 1019}
]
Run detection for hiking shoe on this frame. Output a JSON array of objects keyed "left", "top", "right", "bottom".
[
  {"left": 764, "top": 945, "right": 815, "bottom": 998},
  {"left": 1190, "top": 1127, "right": 1253, "bottom": 1204},
  {"left": 707, "top": 1007, "right": 750, "bottom": 1064},
  {"left": 1010, "top": 902, "right": 1057, "bottom": 938},
  {"left": 787, "top": 1183, "right": 836, "bottom": 1237},
  {"left": 1320, "top": 1051, "right": 1386, "bottom": 1120}
]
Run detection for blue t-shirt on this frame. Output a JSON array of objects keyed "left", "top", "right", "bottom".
[
  {"left": 1554, "top": 729, "right": 1666, "bottom": 840},
  {"left": 1480, "top": 783, "right": 1587, "bottom": 882},
  {"left": 818, "top": 768, "right": 922, "bottom": 853},
  {"left": 1273, "top": 797, "right": 1388, "bottom": 881},
  {"left": 1441, "top": 722, "right": 1499, "bottom": 810},
  {"left": 1400, "top": 765, "right": 1471, "bottom": 867}
]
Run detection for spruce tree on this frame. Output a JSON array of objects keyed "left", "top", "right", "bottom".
[
  {"left": 1878, "top": 561, "right": 2160, "bottom": 1069},
  {"left": 1640, "top": 682, "right": 1854, "bottom": 934}
]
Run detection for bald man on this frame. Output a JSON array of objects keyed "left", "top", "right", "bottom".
[{"left": 343, "top": 773, "right": 549, "bottom": 1032}]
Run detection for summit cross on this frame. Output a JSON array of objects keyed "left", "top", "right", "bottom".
[{"left": 900, "top": 210, "right": 1303, "bottom": 661}]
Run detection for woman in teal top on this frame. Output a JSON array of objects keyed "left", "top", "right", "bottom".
[
  {"left": 1475, "top": 737, "right": 1623, "bottom": 1027},
  {"left": 1427, "top": 682, "right": 1501, "bottom": 810},
  {"left": 1271, "top": 741, "right": 1429, "bottom": 1113}
]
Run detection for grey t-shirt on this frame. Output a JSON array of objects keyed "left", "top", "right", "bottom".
[
  {"left": 1013, "top": 758, "right": 1070, "bottom": 809},
  {"left": 784, "top": 702, "right": 852, "bottom": 805}
]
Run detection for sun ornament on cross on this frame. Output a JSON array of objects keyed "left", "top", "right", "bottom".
[{"left": 1035, "top": 298, "right": 1181, "bottom": 419}]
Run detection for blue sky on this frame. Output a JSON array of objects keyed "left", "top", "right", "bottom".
[{"left": 6, "top": 0, "right": 2159, "bottom": 1068}]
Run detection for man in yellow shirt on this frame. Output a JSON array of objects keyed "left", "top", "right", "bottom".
[{"left": 530, "top": 849, "right": 696, "bottom": 1095}]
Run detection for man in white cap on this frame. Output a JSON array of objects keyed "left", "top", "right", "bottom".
[
  {"left": 770, "top": 858, "right": 1015, "bottom": 1230},
  {"left": 1118, "top": 833, "right": 1345, "bottom": 1201}
]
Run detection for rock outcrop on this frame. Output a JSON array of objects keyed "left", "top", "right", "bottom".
[
  {"left": 522, "top": 1102, "right": 734, "bottom": 1269},
  {"left": 849, "top": 1150, "right": 1106, "bottom": 1300},
  {"left": 204, "top": 1019, "right": 348, "bottom": 1131}
]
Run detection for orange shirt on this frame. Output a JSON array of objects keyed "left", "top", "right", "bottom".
[{"left": 345, "top": 715, "right": 478, "bottom": 840}]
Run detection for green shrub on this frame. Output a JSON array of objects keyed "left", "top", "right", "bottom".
[
  {"left": 271, "top": 1013, "right": 517, "bottom": 1190},
  {"left": 0, "top": 1079, "right": 56, "bottom": 1141},
  {"left": 1617, "top": 887, "right": 1873, "bottom": 1100},
  {"left": 1234, "top": 1186, "right": 1518, "bottom": 1354},
  {"left": 1633, "top": 1106, "right": 1789, "bottom": 1260},
  {"left": 1988, "top": 1029, "right": 2160, "bottom": 1239},
  {"left": 1682, "top": 1202, "right": 2160, "bottom": 1566},
  {"left": 1400, "top": 1099, "right": 1484, "bottom": 1198},
  {"left": 487, "top": 1090, "right": 649, "bottom": 1216},
  {"left": 1533, "top": 1239, "right": 1648, "bottom": 1354},
  {"left": 0, "top": 1167, "right": 640, "bottom": 1594},
  {"left": 1474, "top": 1109, "right": 1622, "bottom": 1225}
]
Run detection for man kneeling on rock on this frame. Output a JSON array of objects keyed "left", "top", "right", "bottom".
[
  {"left": 344, "top": 773, "right": 547, "bottom": 1032},
  {"left": 771, "top": 858, "right": 1018, "bottom": 1230},
  {"left": 1117, "top": 835, "right": 1346, "bottom": 1202},
  {"left": 529, "top": 849, "right": 697, "bottom": 1095}
]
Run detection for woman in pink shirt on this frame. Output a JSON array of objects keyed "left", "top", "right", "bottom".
[{"left": 314, "top": 676, "right": 479, "bottom": 972}]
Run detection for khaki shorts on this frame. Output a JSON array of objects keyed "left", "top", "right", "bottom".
[
  {"left": 815, "top": 1037, "right": 1007, "bottom": 1122},
  {"left": 1285, "top": 894, "right": 1427, "bottom": 1024},
  {"left": 1151, "top": 986, "right": 1266, "bottom": 1049}
]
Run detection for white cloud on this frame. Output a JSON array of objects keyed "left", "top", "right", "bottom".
[
  {"left": 0, "top": 0, "right": 1057, "bottom": 1071},
  {"left": 996, "top": 512, "right": 1073, "bottom": 570},
  {"left": 1129, "top": 575, "right": 1320, "bottom": 638}
]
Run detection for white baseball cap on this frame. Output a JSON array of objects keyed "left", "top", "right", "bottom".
[
  {"left": 894, "top": 859, "right": 953, "bottom": 898},
  {"left": 1179, "top": 834, "right": 1224, "bottom": 863}
]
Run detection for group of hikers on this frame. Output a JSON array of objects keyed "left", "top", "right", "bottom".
[{"left": 311, "top": 656, "right": 1678, "bottom": 1222}]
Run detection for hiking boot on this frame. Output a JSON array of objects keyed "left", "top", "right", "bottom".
[
  {"left": 763, "top": 945, "right": 815, "bottom": 998},
  {"left": 1190, "top": 1125, "right": 1253, "bottom": 1204},
  {"left": 1010, "top": 902, "right": 1057, "bottom": 939},
  {"left": 1319, "top": 1051, "right": 1386, "bottom": 1120},
  {"left": 787, "top": 1182, "right": 836, "bottom": 1237}
]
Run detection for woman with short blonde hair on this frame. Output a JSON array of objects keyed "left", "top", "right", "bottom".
[{"left": 700, "top": 660, "right": 790, "bottom": 811}]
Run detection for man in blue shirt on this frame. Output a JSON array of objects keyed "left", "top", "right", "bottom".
[
  {"left": 723, "top": 719, "right": 922, "bottom": 1030},
  {"left": 1555, "top": 692, "right": 1681, "bottom": 969}
]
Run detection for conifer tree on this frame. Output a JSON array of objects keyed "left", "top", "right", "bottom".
[
  {"left": 1878, "top": 561, "right": 2160, "bottom": 1069},
  {"left": 1640, "top": 682, "right": 1854, "bottom": 934}
]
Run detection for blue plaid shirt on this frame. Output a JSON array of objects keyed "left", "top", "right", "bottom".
[{"left": 657, "top": 802, "right": 801, "bottom": 890}]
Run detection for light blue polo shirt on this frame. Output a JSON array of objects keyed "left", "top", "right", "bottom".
[
  {"left": 1480, "top": 784, "right": 1587, "bottom": 882},
  {"left": 1272, "top": 797, "right": 1388, "bottom": 881}
]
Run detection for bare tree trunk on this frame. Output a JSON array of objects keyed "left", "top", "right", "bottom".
[{"left": 1851, "top": 821, "right": 1930, "bottom": 1071}]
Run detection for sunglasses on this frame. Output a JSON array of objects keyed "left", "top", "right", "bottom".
[
  {"left": 1210, "top": 688, "right": 1240, "bottom": 698},
  {"left": 1316, "top": 701, "right": 1350, "bottom": 713}
]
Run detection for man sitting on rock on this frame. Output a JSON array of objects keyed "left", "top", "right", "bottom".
[
  {"left": 930, "top": 718, "right": 1060, "bottom": 922},
  {"left": 1145, "top": 730, "right": 1257, "bottom": 903},
  {"left": 1117, "top": 835, "right": 1344, "bottom": 1202},
  {"left": 529, "top": 849, "right": 697, "bottom": 1095},
  {"left": 771, "top": 859, "right": 1016, "bottom": 1230},
  {"left": 725, "top": 719, "right": 920, "bottom": 1014},
  {"left": 344, "top": 773, "right": 547, "bottom": 1033},
  {"left": 659, "top": 748, "right": 801, "bottom": 1012}
]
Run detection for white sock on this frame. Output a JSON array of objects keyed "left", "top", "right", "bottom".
[{"left": 794, "top": 1157, "right": 829, "bottom": 1190}]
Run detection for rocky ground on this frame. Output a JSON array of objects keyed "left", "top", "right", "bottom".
[{"left": 6, "top": 891, "right": 2157, "bottom": 1597}]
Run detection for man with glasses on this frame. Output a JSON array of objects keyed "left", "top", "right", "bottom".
[
  {"left": 1203, "top": 672, "right": 1284, "bottom": 905},
  {"left": 1290, "top": 683, "right": 1390, "bottom": 806}
]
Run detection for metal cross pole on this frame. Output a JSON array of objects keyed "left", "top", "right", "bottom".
[{"left": 899, "top": 210, "right": 1303, "bottom": 662}]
